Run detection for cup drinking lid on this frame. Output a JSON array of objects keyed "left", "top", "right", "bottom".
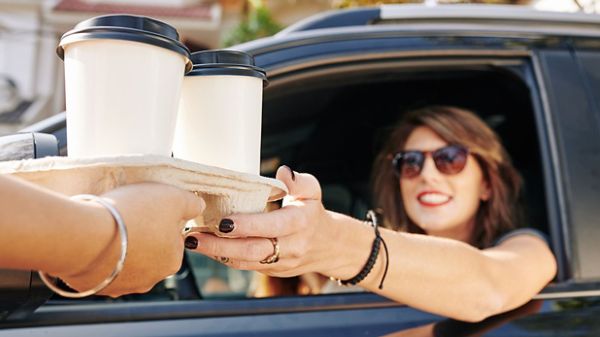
[
  {"left": 187, "top": 50, "right": 268, "bottom": 86},
  {"left": 57, "top": 14, "right": 192, "bottom": 73}
]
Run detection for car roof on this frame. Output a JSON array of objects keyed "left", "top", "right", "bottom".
[
  {"left": 279, "top": 4, "right": 600, "bottom": 35},
  {"left": 233, "top": 4, "right": 600, "bottom": 55}
]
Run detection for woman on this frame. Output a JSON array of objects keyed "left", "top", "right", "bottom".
[
  {"left": 0, "top": 174, "right": 205, "bottom": 297},
  {"left": 185, "top": 105, "right": 556, "bottom": 322}
]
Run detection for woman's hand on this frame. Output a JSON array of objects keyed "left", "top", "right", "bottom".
[
  {"left": 185, "top": 166, "right": 348, "bottom": 278},
  {"left": 59, "top": 183, "right": 205, "bottom": 297}
]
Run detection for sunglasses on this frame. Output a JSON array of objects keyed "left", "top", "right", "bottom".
[{"left": 391, "top": 144, "right": 469, "bottom": 179}]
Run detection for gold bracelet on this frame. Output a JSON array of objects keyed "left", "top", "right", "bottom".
[{"left": 38, "top": 194, "right": 128, "bottom": 298}]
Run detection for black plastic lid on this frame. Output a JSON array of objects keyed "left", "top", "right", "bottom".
[
  {"left": 57, "top": 14, "right": 192, "bottom": 73},
  {"left": 187, "top": 50, "right": 268, "bottom": 86}
]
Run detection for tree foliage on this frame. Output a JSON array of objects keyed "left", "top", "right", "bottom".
[{"left": 223, "top": 0, "right": 283, "bottom": 47}]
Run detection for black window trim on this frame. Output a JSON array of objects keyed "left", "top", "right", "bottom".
[{"left": 530, "top": 51, "right": 573, "bottom": 282}]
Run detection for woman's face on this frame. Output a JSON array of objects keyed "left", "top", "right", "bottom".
[{"left": 399, "top": 126, "right": 490, "bottom": 241}]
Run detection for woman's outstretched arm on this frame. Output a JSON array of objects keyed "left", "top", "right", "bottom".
[
  {"left": 186, "top": 166, "right": 556, "bottom": 322},
  {"left": 325, "top": 212, "right": 555, "bottom": 322}
]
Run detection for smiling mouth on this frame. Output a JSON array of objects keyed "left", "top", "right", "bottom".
[{"left": 417, "top": 192, "right": 452, "bottom": 207}]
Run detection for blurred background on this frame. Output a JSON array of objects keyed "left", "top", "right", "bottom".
[{"left": 0, "top": 0, "right": 596, "bottom": 135}]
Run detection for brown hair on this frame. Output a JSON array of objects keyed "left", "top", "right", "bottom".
[{"left": 372, "top": 106, "right": 523, "bottom": 248}]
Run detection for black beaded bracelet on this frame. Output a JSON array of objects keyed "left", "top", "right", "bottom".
[{"left": 333, "top": 210, "right": 390, "bottom": 289}]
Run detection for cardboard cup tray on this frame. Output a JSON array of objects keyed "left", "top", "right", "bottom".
[{"left": 0, "top": 155, "right": 287, "bottom": 233}]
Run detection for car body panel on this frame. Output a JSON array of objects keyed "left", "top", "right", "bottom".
[{"left": 2, "top": 294, "right": 600, "bottom": 336}]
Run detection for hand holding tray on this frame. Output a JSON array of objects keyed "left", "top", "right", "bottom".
[{"left": 0, "top": 155, "right": 287, "bottom": 234}]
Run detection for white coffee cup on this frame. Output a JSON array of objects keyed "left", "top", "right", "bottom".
[
  {"left": 173, "top": 50, "right": 267, "bottom": 175},
  {"left": 57, "top": 15, "right": 192, "bottom": 158}
]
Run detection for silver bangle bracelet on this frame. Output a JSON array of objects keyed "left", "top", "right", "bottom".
[{"left": 38, "top": 194, "right": 128, "bottom": 298}]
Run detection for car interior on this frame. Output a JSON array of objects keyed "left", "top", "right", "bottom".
[
  {"left": 183, "top": 61, "right": 549, "bottom": 299},
  {"left": 261, "top": 63, "right": 547, "bottom": 234}
]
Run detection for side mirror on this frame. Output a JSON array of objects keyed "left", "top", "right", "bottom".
[
  {"left": 0, "top": 132, "right": 59, "bottom": 320},
  {"left": 0, "top": 132, "right": 59, "bottom": 161}
]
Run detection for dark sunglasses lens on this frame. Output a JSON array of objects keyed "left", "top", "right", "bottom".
[
  {"left": 397, "top": 151, "right": 424, "bottom": 178},
  {"left": 434, "top": 145, "right": 468, "bottom": 175}
]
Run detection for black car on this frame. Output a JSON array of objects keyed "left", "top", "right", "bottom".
[{"left": 1, "top": 3, "right": 600, "bottom": 336}]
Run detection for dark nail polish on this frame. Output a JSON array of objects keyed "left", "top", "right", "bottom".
[
  {"left": 185, "top": 236, "right": 198, "bottom": 249},
  {"left": 283, "top": 165, "right": 295, "bottom": 181},
  {"left": 219, "top": 218, "right": 235, "bottom": 233}
]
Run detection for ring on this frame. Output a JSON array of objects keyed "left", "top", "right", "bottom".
[
  {"left": 218, "top": 256, "right": 230, "bottom": 264},
  {"left": 260, "top": 238, "right": 280, "bottom": 264}
]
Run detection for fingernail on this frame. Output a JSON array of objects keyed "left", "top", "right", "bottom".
[
  {"left": 282, "top": 165, "right": 295, "bottom": 181},
  {"left": 219, "top": 218, "right": 235, "bottom": 233},
  {"left": 185, "top": 236, "right": 198, "bottom": 249}
]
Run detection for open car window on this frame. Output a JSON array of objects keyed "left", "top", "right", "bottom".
[{"left": 180, "top": 57, "right": 554, "bottom": 299}]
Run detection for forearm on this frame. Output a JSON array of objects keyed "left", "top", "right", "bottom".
[
  {"left": 324, "top": 211, "right": 505, "bottom": 321},
  {"left": 0, "top": 175, "right": 116, "bottom": 276}
]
